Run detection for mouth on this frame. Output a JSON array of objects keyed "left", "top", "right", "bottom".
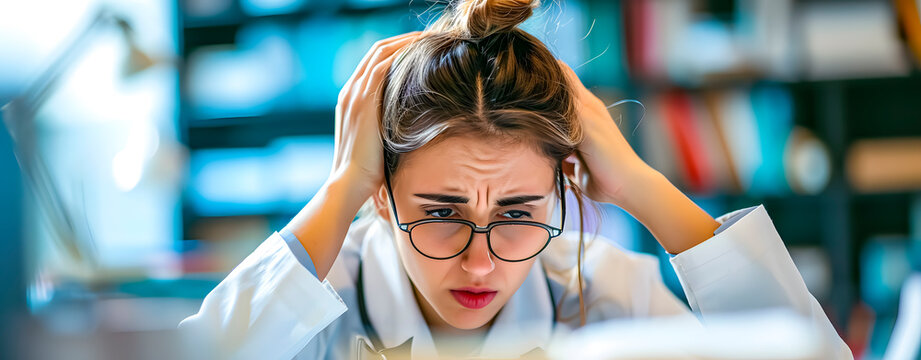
[{"left": 449, "top": 287, "right": 498, "bottom": 309}]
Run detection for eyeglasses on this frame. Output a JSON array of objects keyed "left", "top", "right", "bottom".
[{"left": 383, "top": 165, "right": 566, "bottom": 262}]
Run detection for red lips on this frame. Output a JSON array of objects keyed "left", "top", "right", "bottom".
[{"left": 450, "top": 287, "right": 498, "bottom": 309}]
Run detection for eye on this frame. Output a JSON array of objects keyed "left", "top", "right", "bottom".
[
  {"left": 424, "top": 208, "right": 455, "bottom": 218},
  {"left": 501, "top": 210, "right": 532, "bottom": 219}
]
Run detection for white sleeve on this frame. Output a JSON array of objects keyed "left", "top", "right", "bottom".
[
  {"left": 177, "top": 231, "right": 348, "bottom": 360},
  {"left": 669, "top": 205, "right": 853, "bottom": 359}
]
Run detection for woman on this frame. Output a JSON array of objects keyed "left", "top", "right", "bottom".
[{"left": 178, "top": 0, "right": 852, "bottom": 358}]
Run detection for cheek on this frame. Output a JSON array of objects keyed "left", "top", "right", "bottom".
[
  {"left": 500, "top": 260, "right": 536, "bottom": 292},
  {"left": 392, "top": 231, "right": 452, "bottom": 288}
]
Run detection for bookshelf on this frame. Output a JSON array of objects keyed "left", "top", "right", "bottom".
[{"left": 608, "top": 0, "right": 921, "bottom": 334}]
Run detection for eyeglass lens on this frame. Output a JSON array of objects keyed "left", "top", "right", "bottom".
[{"left": 409, "top": 222, "right": 550, "bottom": 260}]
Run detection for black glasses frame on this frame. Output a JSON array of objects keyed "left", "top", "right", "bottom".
[{"left": 383, "top": 163, "right": 567, "bottom": 262}]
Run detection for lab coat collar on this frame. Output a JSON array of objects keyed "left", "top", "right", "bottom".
[
  {"left": 359, "top": 218, "right": 555, "bottom": 359},
  {"left": 360, "top": 218, "right": 438, "bottom": 359}
]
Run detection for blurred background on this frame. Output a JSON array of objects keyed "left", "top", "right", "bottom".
[{"left": 1, "top": 0, "right": 920, "bottom": 358}]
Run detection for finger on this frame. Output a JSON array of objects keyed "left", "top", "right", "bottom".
[
  {"left": 337, "top": 33, "right": 419, "bottom": 155},
  {"left": 339, "top": 32, "right": 420, "bottom": 106},
  {"left": 344, "top": 32, "right": 422, "bottom": 92},
  {"left": 555, "top": 60, "right": 584, "bottom": 99},
  {"left": 352, "top": 47, "right": 406, "bottom": 142},
  {"left": 556, "top": 59, "right": 579, "bottom": 82},
  {"left": 334, "top": 36, "right": 416, "bottom": 169},
  {"left": 362, "top": 46, "right": 405, "bottom": 97},
  {"left": 348, "top": 32, "right": 419, "bottom": 85},
  {"left": 353, "top": 35, "right": 417, "bottom": 101}
]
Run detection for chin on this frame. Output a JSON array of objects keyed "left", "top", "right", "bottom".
[{"left": 441, "top": 302, "right": 501, "bottom": 330}]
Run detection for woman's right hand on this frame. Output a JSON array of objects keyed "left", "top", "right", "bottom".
[
  {"left": 285, "top": 32, "right": 421, "bottom": 280},
  {"left": 330, "top": 31, "right": 421, "bottom": 198}
]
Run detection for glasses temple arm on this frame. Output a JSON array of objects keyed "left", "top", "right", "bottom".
[
  {"left": 383, "top": 167, "right": 403, "bottom": 226},
  {"left": 558, "top": 165, "right": 566, "bottom": 233}
]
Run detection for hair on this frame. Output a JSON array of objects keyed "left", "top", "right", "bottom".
[{"left": 362, "top": 0, "right": 598, "bottom": 326}]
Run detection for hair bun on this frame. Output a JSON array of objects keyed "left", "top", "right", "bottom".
[{"left": 445, "top": 0, "right": 539, "bottom": 39}]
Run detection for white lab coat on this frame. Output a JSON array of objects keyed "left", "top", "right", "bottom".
[{"left": 178, "top": 205, "right": 853, "bottom": 359}]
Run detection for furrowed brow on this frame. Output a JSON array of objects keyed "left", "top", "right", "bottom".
[
  {"left": 496, "top": 195, "right": 544, "bottom": 207},
  {"left": 414, "top": 193, "right": 469, "bottom": 204}
]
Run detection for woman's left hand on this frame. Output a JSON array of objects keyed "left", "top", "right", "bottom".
[
  {"left": 557, "top": 60, "right": 719, "bottom": 254},
  {"left": 556, "top": 59, "right": 656, "bottom": 207}
]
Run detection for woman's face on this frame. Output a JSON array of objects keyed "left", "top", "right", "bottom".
[{"left": 379, "top": 135, "right": 559, "bottom": 330}]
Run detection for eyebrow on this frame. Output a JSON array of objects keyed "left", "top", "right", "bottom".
[{"left": 413, "top": 193, "right": 545, "bottom": 207}]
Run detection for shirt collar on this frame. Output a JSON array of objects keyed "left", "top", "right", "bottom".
[{"left": 359, "top": 217, "right": 555, "bottom": 358}]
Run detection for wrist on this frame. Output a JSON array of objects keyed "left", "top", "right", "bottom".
[
  {"left": 615, "top": 166, "right": 719, "bottom": 254},
  {"left": 607, "top": 162, "right": 663, "bottom": 209},
  {"left": 285, "top": 169, "right": 376, "bottom": 248},
  {"left": 327, "top": 166, "right": 381, "bottom": 201},
  {"left": 326, "top": 169, "right": 379, "bottom": 210},
  {"left": 282, "top": 167, "right": 380, "bottom": 280}
]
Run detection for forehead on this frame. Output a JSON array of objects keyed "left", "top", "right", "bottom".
[{"left": 395, "top": 135, "right": 556, "bottom": 192}]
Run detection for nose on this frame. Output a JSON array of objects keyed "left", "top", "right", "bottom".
[{"left": 460, "top": 231, "right": 495, "bottom": 276}]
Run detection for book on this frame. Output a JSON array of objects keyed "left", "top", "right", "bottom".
[
  {"left": 847, "top": 137, "right": 921, "bottom": 192},
  {"left": 661, "top": 90, "right": 714, "bottom": 193},
  {"left": 713, "top": 89, "right": 762, "bottom": 193},
  {"left": 638, "top": 93, "right": 681, "bottom": 184},
  {"left": 894, "top": 0, "right": 921, "bottom": 66},
  {"left": 702, "top": 90, "right": 743, "bottom": 193},
  {"left": 622, "top": 0, "right": 690, "bottom": 82},
  {"left": 798, "top": 1, "right": 910, "bottom": 80},
  {"left": 692, "top": 91, "right": 734, "bottom": 192},
  {"left": 749, "top": 85, "right": 792, "bottom": 195}
]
